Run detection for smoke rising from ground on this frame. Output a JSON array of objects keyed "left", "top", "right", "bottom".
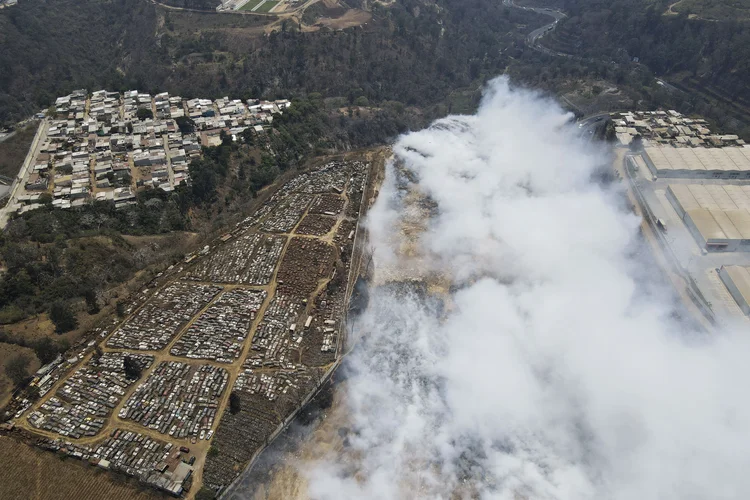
[{"left": 306, "top": 78, "right": 750, "bottom": 500}]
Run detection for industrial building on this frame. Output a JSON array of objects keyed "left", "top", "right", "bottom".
[
  {"left": 666, "top": 184, "right": 750, "bottom": 251},
  {"left": 718, "top": 265, "right": 750, "bottom": 315},
  {"left": 642, "top": 146, "right": 750, "bottom": 179}
]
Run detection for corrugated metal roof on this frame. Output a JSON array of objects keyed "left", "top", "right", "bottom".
[
  {"left": 669, "top": 184, "right": 750, "bottom": 236},
  {"left": 668, "top": 184, "right": 699, "bottom": 212},
  {"left": 726, "top": 209, "right": 750, "bottom": 238},
  {"left": 723, "top": 266, "right": 750, "bottom": 309},
  {"left": 645, "top": 146, "right": 750, "bottom": 172},
  {"left": 687, "top": 208, "right": 727, "bottom": 240},
  {"left": 709, "top": 209, "right": 742, "bottom": 239}
]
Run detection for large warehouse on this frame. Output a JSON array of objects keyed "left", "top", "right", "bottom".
[
  {"left": 642, "top": 146, "right": 750, "bottom": 179},
  {"left": 718, "top": 265, "right": 750, "bottom": 315},
  {"left": 666, "top": 184, "right": 750, "bottom": 251}
]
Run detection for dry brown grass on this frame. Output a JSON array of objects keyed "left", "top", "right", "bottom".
[
  {"left": 4, "top": 315, "right": 56, "bottom": 343},
  {"left": 0, "top": 436, "right": 166, "bottom": 500}
]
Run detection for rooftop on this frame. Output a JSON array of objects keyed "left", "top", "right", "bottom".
[{"left": 646, "top": 145, "right": 750, "bottom": 173}]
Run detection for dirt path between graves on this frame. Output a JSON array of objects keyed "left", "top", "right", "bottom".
[{"left": 13, "top": 153, "right": 379, "bottom": 500}]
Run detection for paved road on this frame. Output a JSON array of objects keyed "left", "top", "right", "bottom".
[
  {"left": 503, "top": 0, "right": 568, "bottom": 55},
  {"left": 576, "top": 112, "right": 609, "bottom": 141},
  {"left": 0, "top": 131, "right": 15, "bottom": 144}
]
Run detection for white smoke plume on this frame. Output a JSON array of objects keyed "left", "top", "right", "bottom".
[{"left": 306, "top": 77, "right": 750, "bottom": 500}]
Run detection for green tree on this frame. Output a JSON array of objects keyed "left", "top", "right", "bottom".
[
  {"left": 5, "top": 354, "right": 30, "bottom": 386},
  {"left": 123, "top": 355, "right": 142, "bottom": 380},
  {"left": 229, "top": 391, "right": 241, "bottom": 414},
  {"left": 629, "top": 135, "right": 644, "bottom": 152},
  {"left": 2, "top": 268, "right": 34, "bottom": 302},
  {"left": 27, "top": 385, "right": 41, "bottom": 401},
  {"left": 84, "top": 288, "right": 100, "bottom": 314},
  {"left": 175, "top": 116, "right": 196, "bottom": 134},
  {"left": 136, "top": 107, "right": 153, "bottom": 121},
  {"left": 195, "top": 487, "right": 216, "bottom": 500},
  {"left": 33, "top": 337, "right": 59, "bottom": 365},
  {"left": 49, "top": 301, "right": 78, "bottom": 333}
]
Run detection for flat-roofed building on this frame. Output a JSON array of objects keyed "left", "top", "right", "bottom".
[
  {"left": 667, "top": 184, "right": 750, "bottom": 251},
  {"left": 643, "top": 146, "right": 750, "bottom": 179},
  {"left": 719, "top": 265, "right": 750, "bottom": 315}
]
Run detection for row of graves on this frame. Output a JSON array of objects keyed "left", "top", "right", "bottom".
[
  {"left": 27, "top": 353, "right": 153, "bottom": 439},
  {"left": 201, "top": 160, "right": 370, "bottom": 493},
  {"left": 170, "top": 289, "right": 267, "bottom": 363},
  {"left": 38, "top": 428, "right": 194, "bottom": 496},
  {"left": 106, "top": 282, "right": 222, "bottom": 351},
  {"left": 119, "top": 362, "right": 228, "bottom": 441}
]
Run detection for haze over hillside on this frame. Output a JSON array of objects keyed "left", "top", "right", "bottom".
[
  {"left": 303, "top": 78, "right": 750, "bottom": 499},
  {"left": 3, "top": 1, "right": 750, "bottom": 499}
]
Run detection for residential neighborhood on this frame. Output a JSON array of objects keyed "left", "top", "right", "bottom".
[
  {"left": 611, "top": 109, "right": 747, "bottom": 148},
  {"left": 3, "top": 89, "right": 290, "bottom": 218}
]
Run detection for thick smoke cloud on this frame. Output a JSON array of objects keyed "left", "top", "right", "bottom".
[{"left": 307, "top": 78, "right": 750, "bottom": 500}]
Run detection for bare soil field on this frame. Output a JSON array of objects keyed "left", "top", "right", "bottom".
[
  {"left": 305, "top": 8, "right": 371, "bottom": 31},
  {"left": 0, "top": 435, "right": 166, "bottom": 500},
  {"left": 4, "top": 315, "right": 57, "bottom": 342}
]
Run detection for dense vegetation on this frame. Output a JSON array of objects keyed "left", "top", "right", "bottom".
[
  {"left": 0, "top": 0, "right": 164, "bottom": 125},
  {"left": 2, "top": 0, "right": 750, "bottom": 348},
  {"left": 559, "top": 0, "right": 750, "bottom": 96},
  {"left": 2, "top": 0, "right": 750, "bottom": 133},
  {"left": 157, "top": 0, "right": 540, "bottom": 109},
  {"left": 538, "top": 0, "right": 750, "bottom": 133},
  {"left": 0, "top": 225, "right": 149, "bottom": 325},
  {"left": 671, "top": 0, "right": 750, "bottom": 20},
  {"left": 0, "top": 0, "right": 543, "bottom": 126}
]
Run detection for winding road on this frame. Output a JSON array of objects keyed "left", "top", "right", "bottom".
[{"left": 503, "top": 0, "right": 568, "bottom": 56}]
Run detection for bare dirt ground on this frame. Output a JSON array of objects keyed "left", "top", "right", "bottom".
[
  {"left": 310, "top": 9, "right": 372, "bottom": 30},
  {"left": 665, "top": 0, "right": 685, "bottom": 15}
]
